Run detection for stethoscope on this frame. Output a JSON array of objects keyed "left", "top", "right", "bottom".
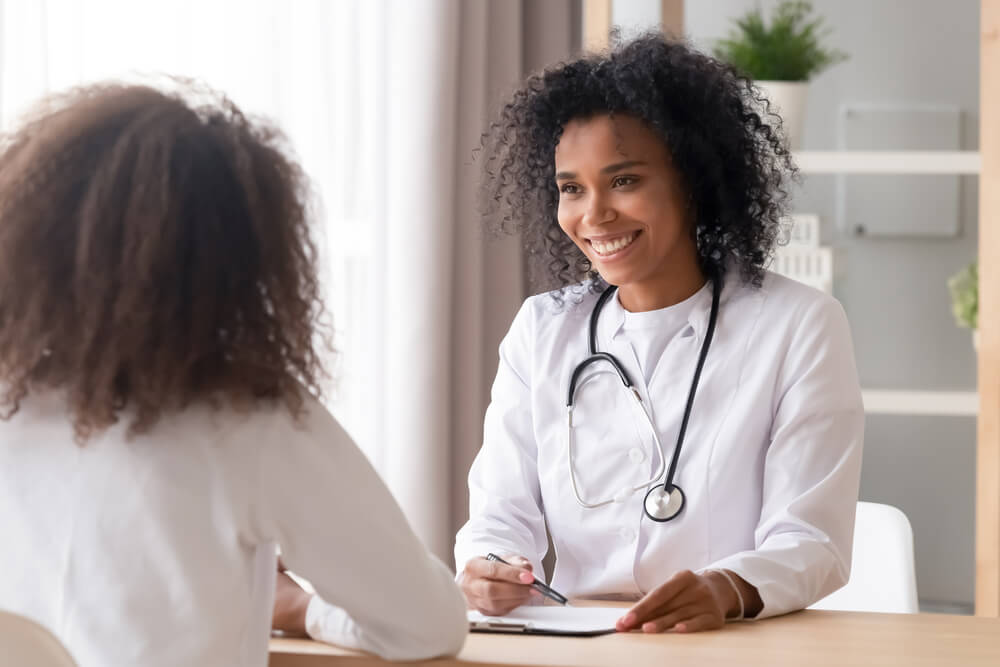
[{"left": 565, "top": 276, "right": 721, "bottom": 522}]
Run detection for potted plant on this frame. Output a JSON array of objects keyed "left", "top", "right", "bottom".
[
  {"left": 714, "top": 0, "right": 847, "bottom": 149},
  {"left": 948, "top": 261, "right": 979, "bottom": 350}
]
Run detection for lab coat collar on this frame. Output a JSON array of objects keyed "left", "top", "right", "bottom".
[
  {"left": 597, "top": 289, "right": 627, "bottom": 344},
  {"left": 688, "top": 277, "right": 726, "bottom": 342},
  {"left": 599, "top": 275, "right": 738, "bottom": 346}
]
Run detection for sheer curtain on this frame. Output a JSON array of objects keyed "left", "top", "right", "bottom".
[
  {"left": 0, "top": 0, "right": 578, "bottom": 561},
  {"left": 382, "top": 0, "right": 579, "bottom": 560},
  {"left": 0, "top": 0, "right": 386, "bottom": 464}
]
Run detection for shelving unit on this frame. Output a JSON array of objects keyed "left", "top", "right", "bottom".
[
  {"left": 793, "top": 150, "right": 981, "bottom": 174},
  {"left": 862, "top": 389, "right": 978, "bottom": 417},
  {"left": 798, "top": 147, "right": 984, "bottom": 422}
]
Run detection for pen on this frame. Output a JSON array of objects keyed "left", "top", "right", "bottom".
[{"left": 486, "top": 553, "right": 568, "bottom": 606}]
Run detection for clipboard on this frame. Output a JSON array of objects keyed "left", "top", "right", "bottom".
[{"left": 467, "top": 606, "right": 622, "bottom": 637}]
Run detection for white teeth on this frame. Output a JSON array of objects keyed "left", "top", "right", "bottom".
[{"left": 591, "top": 233, "right": 636, "bottom": 256}]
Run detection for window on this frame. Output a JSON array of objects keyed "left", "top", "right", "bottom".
[{"left": 1, "top": 0, "right": 387, "bottom": 462}]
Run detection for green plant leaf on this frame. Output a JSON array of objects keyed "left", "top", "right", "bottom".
[
  {"left": 712, "top": 0, "right": 848, "bottom": 81},
  {"left": 947, "top": 261, "right": 978, "bottom": 330}
]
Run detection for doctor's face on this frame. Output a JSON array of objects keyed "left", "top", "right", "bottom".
[{"left": 554, "top": 114, "right": 701, "bottom": 308}]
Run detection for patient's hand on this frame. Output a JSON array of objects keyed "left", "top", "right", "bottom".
[{"left": 272, "top": 559, "right": 313, "bottom": 637}]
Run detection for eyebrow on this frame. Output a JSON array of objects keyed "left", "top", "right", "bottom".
[{"left": 554, "top": 160, "right": 647, "bottom": 180}]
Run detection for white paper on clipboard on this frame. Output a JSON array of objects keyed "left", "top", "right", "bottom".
[{"left": 468, "top": 606, "right": 623, "bottom": 636}]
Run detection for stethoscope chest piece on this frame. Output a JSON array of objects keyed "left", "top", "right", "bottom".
[{"left": 643, "top": 483, "right": 686, "bottom": 522}]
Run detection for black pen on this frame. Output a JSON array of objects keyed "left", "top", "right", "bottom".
[{"left": 486, "top": 553, "right": 568, "bottom": 606}]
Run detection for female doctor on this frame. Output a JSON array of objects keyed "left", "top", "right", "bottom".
[{"left": 455, "top": 33, "right": 864, "bottom": 633}]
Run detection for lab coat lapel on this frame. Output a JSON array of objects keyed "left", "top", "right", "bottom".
[
  {"left": 595, "top": 290, "right": 648, "bottom": 401},
  {"left": 596, "top": 292, "right": 664, "bottom": 473}
]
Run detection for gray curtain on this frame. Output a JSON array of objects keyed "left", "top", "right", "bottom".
[{"left": 383, "top": 0, "right": 579, "bottom": 562}]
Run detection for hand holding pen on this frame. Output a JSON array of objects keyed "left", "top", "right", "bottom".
[
  {"left": 459, "top": 552, "right": 568, "bottom": 616},
  {"left": 485, "top": 554, "right": 568, "bottom": 605}
]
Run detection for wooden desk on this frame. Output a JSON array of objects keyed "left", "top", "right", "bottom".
[{"left": 270, "top": 609, "right": 1000, "bottom": 667}]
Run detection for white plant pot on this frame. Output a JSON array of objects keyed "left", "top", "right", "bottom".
[{"left": 755, "top": 80, "right": 808, "bottom": 150}]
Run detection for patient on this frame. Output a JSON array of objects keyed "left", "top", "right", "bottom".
[{"left": 0, "top": 83, "right": 466, "bottom": 666}]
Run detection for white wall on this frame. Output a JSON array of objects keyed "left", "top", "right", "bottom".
[{"left": 611, "top": 0, "right": 661, "bottom": 39}]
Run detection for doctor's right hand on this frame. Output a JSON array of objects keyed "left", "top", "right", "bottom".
[{"left": 460, "top": 555, "right": 542, "bottom": 615}]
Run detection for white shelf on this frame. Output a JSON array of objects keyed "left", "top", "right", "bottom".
[
  {"left": 862, "top": 389, "right": 978, "bottom": 417},
  {"left": 793, "top": 151, "right": 981, "bottom": 174}
]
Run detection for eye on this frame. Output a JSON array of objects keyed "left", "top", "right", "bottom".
[
  {"left": 559, "top": 183, "right": 582, "bottom": 195},
  {"left": 612, "top": 175, "right": 638, "bottom": 188}
]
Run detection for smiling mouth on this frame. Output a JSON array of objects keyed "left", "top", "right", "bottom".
[{"left": 589, "top": 231, "right": 639, "bottom": 257}]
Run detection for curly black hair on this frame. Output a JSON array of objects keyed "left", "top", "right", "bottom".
[{"left": 478, "top": 32, "right": 796, "bottom": 296}]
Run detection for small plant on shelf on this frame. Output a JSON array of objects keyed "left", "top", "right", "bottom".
[
  {"left": 713, "top": 0, "right": 847, "bottom": 82},
  {"left": 948, "top": 261, "right": 978, "bottom": 348},
  {"left": 712, "top": 0, "right": 848, "bottom": 149}
]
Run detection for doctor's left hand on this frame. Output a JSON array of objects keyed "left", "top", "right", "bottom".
[{"left": 616, "top": 569, "right": 756, "bottom": 633}]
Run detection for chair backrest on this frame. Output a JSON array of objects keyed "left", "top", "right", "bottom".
[
  {"left": 0, "top": 611, "right": 77, "bottom": 667},
  {"left": 809, "top": 501, "right": 919, "bottom": 613}
]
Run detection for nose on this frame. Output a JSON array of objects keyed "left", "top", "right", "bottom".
[{"left": 582, "top": 191, "right": 617, "bottom": 227}]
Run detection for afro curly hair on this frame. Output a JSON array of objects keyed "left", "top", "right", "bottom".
[
  {"left": 0, "top": 83, "right": 330, "bottom": 441},
  {"left": 478, "top": 32, "right": 796, "bottom": 297}
]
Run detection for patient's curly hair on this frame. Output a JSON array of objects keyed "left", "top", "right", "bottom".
[
  {"left": 479, "top": 32, "right": 795, "bottom": 294},
  {"left": 0, "top": 83, "right": 329, "bottom": 440}
]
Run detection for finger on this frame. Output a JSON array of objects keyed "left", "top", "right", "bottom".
[
  {"left": 675, "top": 612, "right": 724, "bottom": 633},
  {"left": 617, "top": 570, "right": 699, "bottom": 630},
  {"left": 635, "top": 572, "right": 713, "bottom": 622},
  {"left": 467, "top": 578, "right": 536, "bottom": 603},
  {"left": 507, "top": 555, "right": 533, "bottom": 572},
  {"left": 469, "top": 595, "right": 529, "bottom": 616},
  {"left": 465, "top": 557, "right": 535, "bottom": 585},
  {"left": 468, "top": 589, "right": 539, "bottom": 616},
  {"left": 638, "top": 604, "right": 705, "bottom": 633},
  {"left": 627, "top": 584, "right": 704, "bottom": 625}
]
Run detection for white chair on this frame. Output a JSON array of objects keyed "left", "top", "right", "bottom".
[
  {"left": 0, "top": 611, "right": 77, "bottom": 667},
  {"left": 810, "top": 501, "right": 920, "bottom": 614}
]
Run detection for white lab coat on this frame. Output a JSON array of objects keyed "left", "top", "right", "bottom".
[{"left": 455, "top": 271, "right": 864, "bottom": 618}]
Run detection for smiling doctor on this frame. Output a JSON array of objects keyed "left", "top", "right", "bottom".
[{"left": 455, "top": 34, "right": 864, "bottom": 634}]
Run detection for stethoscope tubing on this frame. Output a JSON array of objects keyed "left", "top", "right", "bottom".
[
  {"left": 662, "top": 277, "right": 721, "bottom": 492},
  {"left": 566, "top": 386, "right": 667, "bottom": 509},
  {"left": 565, "top": 276, "right": 721, "bottom": 519}
]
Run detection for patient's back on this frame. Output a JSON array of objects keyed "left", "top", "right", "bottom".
[{"left": 1, "top": 392, "right": 290, "bottom": 665}]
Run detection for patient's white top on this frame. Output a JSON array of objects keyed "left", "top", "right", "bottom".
[{"left": 0, "top": 392, "right": 466, "bottom": 667}]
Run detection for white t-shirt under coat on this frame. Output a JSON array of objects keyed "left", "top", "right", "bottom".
[{"left": 620, "top": 282, "right": 707, "bottom": 385}]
